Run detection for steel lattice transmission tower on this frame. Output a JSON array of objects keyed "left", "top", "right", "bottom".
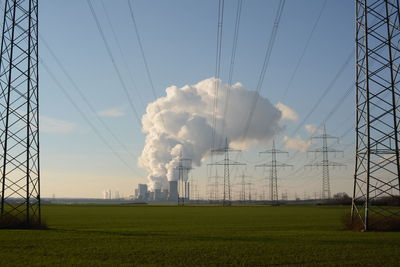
[
  {"left": 0, "top": 0, "right": 40, "bottom": 226},
  {"left": 208, "top": 138, "right": 246, "bottom": 206},
  {"left": 256, "top": 140, "right": 292, "bottom": 204},
  {"left": 235, "top": 172, "right": 251, "bottom": 203},
  {"left": 306, "top": 126, "right": 344, "bottom": 200},
  {"left": 208, "top": 168, "right": 222, "bottom": 202},
  {"left": 352, "top": 0, "right": 400, "bottom": 231}
]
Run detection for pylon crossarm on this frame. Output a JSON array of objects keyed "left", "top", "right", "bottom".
[
  {"left": 259, "top": 150, "right": 288, "bottom": 154},
  {"left": 311, "top": 134, "right": 339, "bottom": 140}
]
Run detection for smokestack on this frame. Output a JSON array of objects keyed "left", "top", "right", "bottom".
[{"left": 168, "top": 181, "right": 178, "bottom": 201}]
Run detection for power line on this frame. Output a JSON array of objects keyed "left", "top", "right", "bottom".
[
  {"left": 283, "top": 81, "right": 354, "bottom": 164},
  {"left": 211, "top": 0, "right": 225, "bottom": 149},
  {"left": 100, "top": 0, "right": 145, "bottom": 110},
  {"left": 318, "top": 82, "right": 353, "bottom": 128},
  {"left": 41, "top": 37, "right": 138, "bottom": 160},
  {"left": 86, "top": 0, "right": 141, "bottom": 127},
  {"left": 221, "top": 0, "right": 243, "bottom": 141},
  {"left": 126, "top": 0, "right": 158, "bottom": 102},
  {"left": 282, "top": 0, "right": 327, "bottom": 100},
  {"left": 41, "top": 60, "right": 142, "bottom": 176},
  {"left": 288, "top": 51, "right": 354, "bottom": 138},
  {"left": 126, "top": 0, "right": 166, "bottom": 128},
  {"left": 279, "top": 5, "right": 389, "bottom": 161},
  {"left": 240, "top": 0, "right": 286, "bottom": 142}
]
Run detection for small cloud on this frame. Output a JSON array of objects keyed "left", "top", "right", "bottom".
[
  {"left": 305, "top": 124, "right": 317, "bottom": 134},
  {"left": 283, "top": 136, "right": 311, "bottom": 152},
  {"left": 97, "top": 107, "right": 125, "bottom": 118},
  {"left": 276, "top": 102, "right": 298, "bottom": 121},
  {"left": 304, "top": 124, "right": 322, "bottom": 135},
  {"left": 41, "top": 116, "right": 76, "bottom": 134}
]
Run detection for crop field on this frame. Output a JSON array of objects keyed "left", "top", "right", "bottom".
[{"left": 0, "top": 205, "right": 400, "bottom": 266}]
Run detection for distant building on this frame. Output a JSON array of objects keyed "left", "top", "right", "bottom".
[
  {"left": 138, "top": 184, "right": 148, "bottom": 201},
  {"left": 168, "top": 181, "right": 178, "bottom": 201},
  {"left": 148, "top": 191, "right": 154, "bottom": 201},
  {"left": 162, "top": 189, "right": 169, "bottom": 200},
  {"left": 103, "top": 189, "right": 112, "bottom": 199},
  {"left": 134, "top": 189, "right": 138, "bottom": 198},
  {"left": 154, "top": 189, "right": 161, "bottom": 201}
]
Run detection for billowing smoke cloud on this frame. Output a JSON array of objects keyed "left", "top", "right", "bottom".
[{"left": 139, "top": 78, "right": 287, "bottom": 190}]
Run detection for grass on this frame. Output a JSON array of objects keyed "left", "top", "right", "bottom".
[
  {"left": 0, "top": 205, "right": 399, "bottom": 266},
  {"left": 343, "top": 212, "right": 400, "bottom": 232},
  {"left": 0, "top": 213, "right": 47, "bottom": 229}
]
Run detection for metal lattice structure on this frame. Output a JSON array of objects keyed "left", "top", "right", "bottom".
[
  {"left": 306, "top": 126, "right": 344, "bottom": 200},
  {"left": 256, "top": 140, "right": 292, "bottom": 204},
  {"left": 209, "top": 138, "right": 246, "bottom": 206},
  {"left": 0, "top": 0, "right": 40, "bottom": 226},
  {"left": 352, "top": 0, "right": 400, "bottom": 231},
  {"left": 208, "top": 168, "right": 222, "bottom": 202},
  {"left": 235, "top": 172, "right": 250, "bottom": 203}
]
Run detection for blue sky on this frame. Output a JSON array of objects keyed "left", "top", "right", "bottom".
[{"left": 37, "top": 0, "right": 355, "bottom": 198}]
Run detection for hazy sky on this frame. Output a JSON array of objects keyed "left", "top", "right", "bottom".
[{"left": 34, "top": 0, "right": 355, "bottom": 198}]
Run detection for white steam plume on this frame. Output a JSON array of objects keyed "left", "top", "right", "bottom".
[{"left": 139, "top": 78, "right": 286, "bottom": 190}]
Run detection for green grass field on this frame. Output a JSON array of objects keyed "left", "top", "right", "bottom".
[{"left": 0, "top": 205, "right": 399, "bottom": 266}]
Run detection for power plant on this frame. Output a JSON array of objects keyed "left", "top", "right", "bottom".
[
  {"left": 133, "top": 180, "right": 183, "bottom": 203},
  {"left": 168, "top": 181, "right": 178, "bottom": 202}
]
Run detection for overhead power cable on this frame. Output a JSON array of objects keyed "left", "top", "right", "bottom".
[
  {"left": 41, "top": 37, "right": 138, "bottom": 159},
  {"left": 240, "top": 0, "right": 286, "bottom": 142},
  {"left": 288, "top": 50, "right": 354, "bottom": 138},
  {"left": 126, "top": 0, "right": 166, "bottom": 128},
  {"left": 211, "top": 0, "right": 225, "bottom": 149},
  {"left": 282, "top": 0, "right": 327, "bottom": 100},
  {"left": 42, "top": 60, "right": 142, "bottom": 176},
  {"left": 127, "top": 0, "right": 158, "bottom": 101},
  {"left": 281, "top": 6, "right": 387, "bottom": 155},
  {"left": 283, "top": 82, "right": 353, "bottom": 161},
  {"left": 221, "top": 0, "right": 243, "bottom": 141},
  {"left": 86, "top": 0, "right": 141, "bottom": 127},
  {"left": 100, "top": 0, "right": 145, "bottom": 110},
  {"left": 318, "top": 82, "right": 353, "bottom": 129}
]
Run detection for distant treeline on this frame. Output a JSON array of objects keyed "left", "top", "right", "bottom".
[{"left": 328, "top": 192, "right": 400, "bottom": 206}]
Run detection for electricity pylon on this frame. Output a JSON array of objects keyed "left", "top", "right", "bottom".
[
  {"left": 256, "top": 140, "right": 292, "bottom": 204},
  {"left": 175, "top": 153, "right": 191, "bottom": 206},
  {"left": 245, "top": 180, "right": 253, "bottom": 202},
  {"left": 208, "top": 138, "right": 246, "bottom": 206},
  {"left": 352, "top": 0, "right": 400, "bottom": 231},
  {"left": 235, "top": 172, "right": 251, "bottom": 203},
  {"left": 208, "top": 168, "right": 222, "bottom": 201},
  {"left": 306, "top": 126, "right": 344, "bottom": 200},
  {"left": 0, "top": 0, "right": 40, "bottom": 226}
]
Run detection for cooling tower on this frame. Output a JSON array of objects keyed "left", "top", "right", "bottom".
[
  {"left": 154, "top": 188, "right": 161, "bottom": 201},
  {"left": 168, "top": 181, "right": 178, "bottom": 201}
]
